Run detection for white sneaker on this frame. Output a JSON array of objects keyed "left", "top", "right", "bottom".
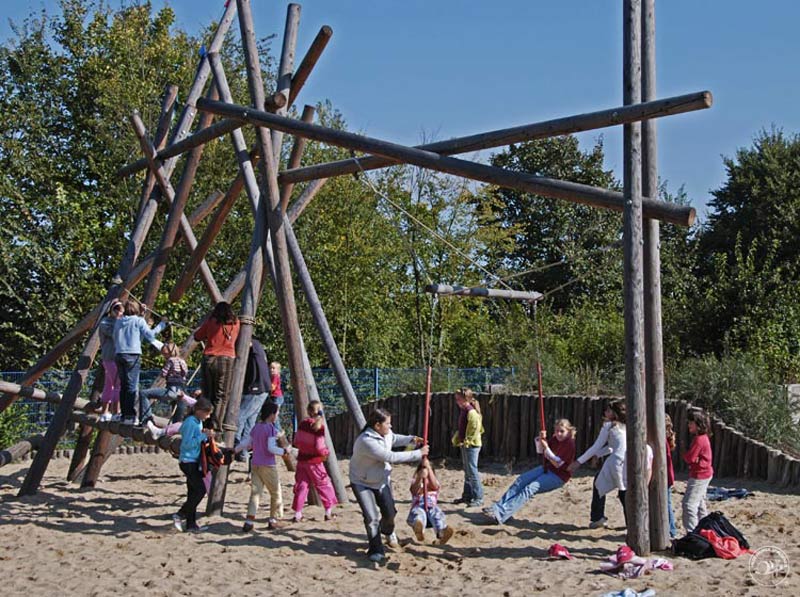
[
  {"left": 99, "top": 413, "right": 112, "bottom": 422},
  {"left": 146, "top": 421, "right": 164, "bottom": 439},
  {"left": 172, "top": 514, "right": 184, "bottom": 532},
  {"left": 589, "top": 517, "right": 608, "bottom": 529},
  {"left": 386, "top": 532, "right": 400, "bottom": 548}
]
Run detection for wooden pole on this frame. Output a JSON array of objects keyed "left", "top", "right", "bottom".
[
  {"left": 623, "top": 0, "right": 650, "bottom": 555},
  {"left": 142, "top": 84, "right": 220, "bottom": 307},
  {"left": 135, "top": 85, "right": 178, "bottom": 222},
  {"left": 270, "top": 3, "right": 300, "bottom": 163},
  {"left": 642, "top": 0, "right": 669, "bottom": 552},
  {"left": 424, "top": 284, "right": 542, "bottom": 302},
  {"left": 288, "top": 26, "right": 333, "bottom": 107},
  {"left": 279, "top": 91, "right": 712, "bottom": 186},
  {"left": 130, "top": 112, "right": 224, "bottom": 303},
  {"left": 0, "top": 434, "right": 44, "bottom": 467},
  {"left": 197, "top": 97, "right": 695, "bottom": 227},
  {"left": 280, "top": 105, "right": 315, "bottom": 211},
  {"left": 65, "top": 361, "right": 104, "bottom": 481}
]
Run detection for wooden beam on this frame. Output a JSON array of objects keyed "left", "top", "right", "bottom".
[
  {"left": 197, "top": 97, "right": 696, "bottom": 227},
  {"left": 278, "top": 91, "right": 712, "bottom": 187},
  {"left": 135, "top": 84, "right": 178, "bottom": 221},
  {"left": 280, "top": 105, "right": 315, "bottom": 211},
  {"left": 424, "top": 284, "right": 542, "bottom": 302},
  {"left": 288, "top": 25, "right": 333, "bottom": 107},
  {"left": 623, "top": 0, "right": 650, "bottom": 555}
]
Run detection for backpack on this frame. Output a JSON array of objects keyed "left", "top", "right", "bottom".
[
  {"left": 673, "top": 532, "right": 716, "bottom": 560},
  {"left": 694, "top": 511, "right": 750, "bottom": 549},
  {"left": 200, "top": 437, "right": 230, "bottom": 476}
]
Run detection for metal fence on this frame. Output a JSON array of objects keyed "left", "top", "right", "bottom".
[{"left": 1, "top": 367, "right": 514, "bottom": 436}]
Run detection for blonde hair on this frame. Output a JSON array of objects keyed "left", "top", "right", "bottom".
[
  {"left": 554, "top": 418, "right": 576, "bottom": 439},
  {"left": 665, "top": 413, "right": 676, "bottom": 450},
  {"left": 457, "top": 387, "right": 481, "bottom": 414},
  {"left": 162, "top": 342, "right": 179, "bottom": 358},
  {"left": 270, "top": 361, "right": 282, "bottom": 370}
]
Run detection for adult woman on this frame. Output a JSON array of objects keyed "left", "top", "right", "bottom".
[
  {"left": 194, "top": 301, "right": 240, "bottom": 431},
  {"left": 349, "top": 408, "right": 428, "bottom": 564},
  {"left": 114, "top": 300, "right": 167, "bottom": 425}
]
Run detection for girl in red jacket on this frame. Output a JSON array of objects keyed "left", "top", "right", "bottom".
[{"left": 682, "top": 409, "right": 714, "bottom": 533}]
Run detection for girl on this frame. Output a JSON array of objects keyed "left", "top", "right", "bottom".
[
  {"left": 236, "top": 401, "right": 285, "bottom": 532},
  {"left": 665, "top": 413, "right": 677, "bottom": 538},
  {"left": 146, "top": 390, "right": 201, "bottom": 439},
  {"left": 194, "top": 301, "right": 240, "bottom": 431},
  {"left": 139, "top": 342, "right": 189, "bottom": 426},
  {"left": 350, "top": 408, "right": 428, "bottom": 564},
  {"left": 292, "top": 401, "right": 338, "bottom": 522},
  {"left": 114, "top": 300, "right": 167, "bottom": 425},
  {"left": 174, "top": 398, "right": 214, "bottom": 533},
  {"left": 682, "top": 409, "right": 714, "bottom": 533},
  {"left": 269, "top": 362, "right": 284, "bottom": 431},
  {"left": 98, "top": 298, "right": 123, "bottom": 422},
  {"left": 567, "top": 400, "right": 627, "bottom": 528},
  {"left": 483, "top": 419, "right": 576, "bottom": 525},
  {"left": 452, "top": 387, "right": 484, "bottom": 507},
  {"left": 407, "top": 459, "right": 454, "bottom": 544}
]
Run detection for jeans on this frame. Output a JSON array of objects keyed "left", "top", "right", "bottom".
[
  {"left": 269, "top": 395, "right": 284, "bottom": 432},
  {"left": 682, "top": 477, "right": 711, "bottom": 533},
  {"left": 235, "top": 392, "right": 269, "bottom": 446},
  {"left": 667, "top": 485, "right": 677, "bottom": 538},
  {"left": 352, "top": 482, "right": 397, "bottom": 557},
  {"left": 460, "top": 446, "right": 483, "bottom": 504},
  {"left": 490, "top": 465, "right": 564, "bottom": 524},
  {"left": 407, "top": 505, "right": 447, "bottom": 534},
  {"left": 116, "top": 353, "right": 141, "bottom": 419},
  {"left": 139, "top": 384, "right": 184, "bottom": 424},
  {"left": 590, "top": 474, "right": 627, "bottom": 524},
  {"left": 178, "top": 461, "right": 206, "bottom": 529}
]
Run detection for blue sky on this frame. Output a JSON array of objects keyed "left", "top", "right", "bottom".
[{"left": 3, "top": 1, "right": 799, "bottom": 219}]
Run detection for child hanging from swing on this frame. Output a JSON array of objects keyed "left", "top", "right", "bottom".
[{"left": 407, "top": 458, "right": 454, "bottom": 544}]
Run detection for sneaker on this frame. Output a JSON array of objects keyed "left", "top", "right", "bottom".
[
  {"left": 368, "top": 552, "right": 385, "bottom": 564},
  {"left": 187, "top": 525, "right": 208, "bottom": 534},
  {"left": 438, "top": 526, "right": 454, "bottom": 545},
  {"left": 482, "top": 506, "right": 501, "bottom": 524},
  {"left": 99, "top": 412, "right": 112, "bottom": 422},
  {"left": 412, "top": 519, "right": 425, "bottom": 541},
  {"left": 589, "top": 517, "right": 608, "bottom": 529},
  {"left": 466, "top": 500, "right": 484, "bottom": 508},
  {"left": 452, "top": 497, "right": 467, "bottom": 505},
  {"left": 121, "top": 416, "right": 136, "bottom": 426},
  {"left": 242, "top": 521, "right": 254, "bottom": 533},
  {"left": 146, "top": 421, "right": 164, "bottom": 439},
  {"left": 385, "top": 532, "right": 400, "bottom": 548},
  {"left": 172, "top": 514, "right": 184, "bottom": 532},
  {"left": 267, "top": 518, "right": 283, "bottom": 530}
]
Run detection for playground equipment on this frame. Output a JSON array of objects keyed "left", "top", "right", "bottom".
[{"left": 0, "top": 0, "right": 710, "bottom": 553}]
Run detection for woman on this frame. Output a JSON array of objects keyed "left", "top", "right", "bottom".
[
  {"left": 194, "top": 301, "right": 240, "bottom": 431},
  {"left": 349, "top": 408, "right": 428, "bottom": 564}
]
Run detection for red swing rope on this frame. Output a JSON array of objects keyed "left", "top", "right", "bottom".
[{"left": 421, "top": 295, "right": 437, "bottom": 511}]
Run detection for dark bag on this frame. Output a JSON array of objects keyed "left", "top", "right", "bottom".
[
  {"left": 673, "top": 532, "right": 716, "bottom": 560},
  {"left": 694, "top": 511, "right": 750, "bottom": 549}
]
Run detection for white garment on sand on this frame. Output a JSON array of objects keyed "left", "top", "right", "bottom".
[{"left": 577, "top": 421, "right": 626, "bottom": 496}]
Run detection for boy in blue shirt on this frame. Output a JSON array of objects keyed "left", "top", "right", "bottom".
[{"left": 174, "top": 398, "right": 214, "bottom": 532}]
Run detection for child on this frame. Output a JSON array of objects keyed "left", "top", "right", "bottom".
[
  {"left": 452, "top": 387, "right": 484, "bottom": 507},
  {"left": 269, "top": 361, "right": 284, "bottom": 431},
  {"left": 567, "top": 400, "right": 627, "bottom": 528},
  {"left": 147, "top": 390, "right": 200, "bottom": 439},
  {"left": 236, "top": 401, "right": 285, "bottom": 532},
  {"left": 483, "top": 419, "right": 576, "bottom": 525},
  {"left": 292, "top": 401, "right": 338, "bottom": 522},
  {"left": 98, "top": 299, "right": 123, "bottom": 422},
  {"left": 682, "top": 409, "right": 714, "bottom": 533},
  {"left": 139, "top": 342, "right": 189, "bottom": 426},
  {"left": 408, "top": 459, "right": 454, "bottom": 544},
  {"left": 665, "top": 413, "right": 677, "bottom": 538},
  {"left": 174, "top": 398, "right": 214, "bottom": 533}
]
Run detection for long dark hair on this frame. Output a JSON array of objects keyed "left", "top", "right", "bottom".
[
  {"left": 609, "top": 400, "right": 627, "bottom": 425},
  {"left": 688, "top": 408, "right": 712, "bottom": 436},
  {"left": 211, "top": 301, "right": 237, "bottom": 324},
  {"left": 362, "top": 408, "right": 391, "bottom": 433}
]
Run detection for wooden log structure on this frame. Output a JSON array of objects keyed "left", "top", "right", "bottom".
[
  {"left": 425, "top": 284, "right": 542, "bottom": 302},
  {"left": 197, "top": 96, "right": 696, "bottom": 227}
]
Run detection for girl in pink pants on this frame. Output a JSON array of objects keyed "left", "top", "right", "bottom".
[{"left": 292, "top": 401, "right": 338, "bottom": 521}]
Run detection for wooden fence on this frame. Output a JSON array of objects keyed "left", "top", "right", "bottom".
[{"left": 326, "top": 393, "right": 800, "bottom": 490}]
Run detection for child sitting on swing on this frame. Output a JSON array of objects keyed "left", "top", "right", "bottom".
[{"left": 408, "top": 458, "right": 454, "bottom": 544}]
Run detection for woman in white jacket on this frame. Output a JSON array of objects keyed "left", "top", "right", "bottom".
[
  {"left": 567, "top": 400, "right": 627, "bottom": 528},
  {"left": 349, "top": 408, "right": 428, "bottom": 564}
]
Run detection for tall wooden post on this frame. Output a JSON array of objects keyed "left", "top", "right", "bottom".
[
  {"left": 642, "top": 0, "right": 669, "bottom": 551},
  {"left": 623, "top": 0, "right": 650, "bottom": 554}
]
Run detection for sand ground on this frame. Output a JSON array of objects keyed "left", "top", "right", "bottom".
[{"left": 1, "top": 453, "right": 798, "bottom": 596}]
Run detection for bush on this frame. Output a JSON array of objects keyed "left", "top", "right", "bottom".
[
  {"left": 668, "top": 353, "right": 800, "bottom": 453},
  {"left": 0, "top": 403, "right": 29, "bottom": 448}
]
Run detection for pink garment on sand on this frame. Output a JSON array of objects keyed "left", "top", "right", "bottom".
[
  {"left": 101, "top": 359, "right": 120, "bottom": 404},
  {"left": 600, "top": 552, "right": 673, "bottom": 579},
  {"left": 292, "top": 460, "right": 338, "bottom": 513},
  {"left": 548, "top": 543, "right": 574, "bottom": 560}
]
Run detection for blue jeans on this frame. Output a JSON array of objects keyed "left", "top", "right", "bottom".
[
  {"left": 490, "top": 465, "right": 564, "bottom": 523},
  {"left": 460, "top": 446, "right": 483, "bottom": 504},
  {"left": 140, "top": 384, "right": 184, "bottom": 424},
  {"left": 235, "top": 392, "right": 269, "bottom": 445},
  {"left": 269, "top": 395, "right": 284, "bottom": 432},
  {"left": 407, "top": 504, "right": 447, "bottom": 534},
  {"left": 667, "top": 485, "right": 677, "bottom": 538},
  {"left": 116, "top": 353, "right": 141, "bottom": 419}
]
